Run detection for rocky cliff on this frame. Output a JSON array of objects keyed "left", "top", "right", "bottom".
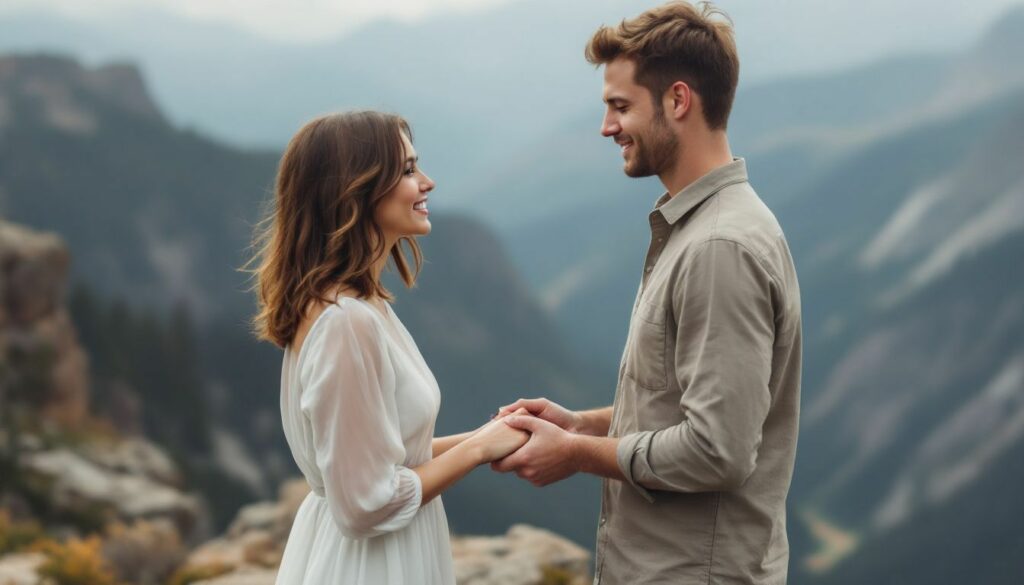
[{"left": 1, "top": 220, "right": 202, "bottom": 584}]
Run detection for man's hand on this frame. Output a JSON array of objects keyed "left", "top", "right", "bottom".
[
  {"left": 495, "top": 398, "right": 583, "bottom": 434},
  {"left": 490, "top": 415, "right": 580, "bottom": 487}
]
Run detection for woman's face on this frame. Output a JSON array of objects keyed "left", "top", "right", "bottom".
[{"left": 374, "top": 132, "right": 435, "bottom": 244}]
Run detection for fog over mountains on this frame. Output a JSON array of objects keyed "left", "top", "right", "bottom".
[{"left": 0, "top": 0, "right": 1018, "bottom": 205}]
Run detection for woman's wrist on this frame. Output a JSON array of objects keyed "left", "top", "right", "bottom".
[{"left": 452, "top": 434, "right": 487, "bottom": 467}]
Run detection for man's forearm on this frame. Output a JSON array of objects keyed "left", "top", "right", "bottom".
[
  {"left": 570, "top": 434, "right": 625, "bottom": 481},
  {"left": 577, "top": 406, "right": 613, "bottom": 436}
]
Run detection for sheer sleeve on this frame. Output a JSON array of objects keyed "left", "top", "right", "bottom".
[{"left": 299, "top": 304, "right": 422, "bottom": 539}]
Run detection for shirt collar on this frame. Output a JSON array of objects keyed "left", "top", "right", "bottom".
[{"left": 655, "top": 158, "right": 748, "bottom": 225}]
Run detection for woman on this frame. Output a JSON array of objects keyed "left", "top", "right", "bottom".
[{"left": 248, "top": 111, "right": 529, "bottom": 584}]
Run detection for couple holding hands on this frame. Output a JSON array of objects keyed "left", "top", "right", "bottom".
[{"left": 251, "top": 2, "right": 802, "bottom": 584}]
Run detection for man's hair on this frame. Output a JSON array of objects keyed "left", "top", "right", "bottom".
[{"left": 585, "top": 1, "right": 739, "bottom": 130}]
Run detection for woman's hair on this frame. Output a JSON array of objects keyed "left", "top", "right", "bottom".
[{"left": 245, "top": 111, "right": 423, "bottom": 348}]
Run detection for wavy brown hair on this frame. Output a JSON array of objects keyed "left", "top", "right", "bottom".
[
  {"left": 585, "top": 1, "right": 739, "bottom": 130},
  {"left": 245, "top": 111, "right": 423, "bottom": 348}
]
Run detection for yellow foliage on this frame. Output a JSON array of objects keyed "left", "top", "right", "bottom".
[
  {"left": 540, "top": 565, "right": 577, "bottom": 585},
  {"left": 0, "top": 508, "right": 45, "bottom": 554},
  {"left": 31, "top": 535, "right": 120, "bottom": 585},
  {"left": 165, "top": 561, "right": 234, "bottom": 585}
]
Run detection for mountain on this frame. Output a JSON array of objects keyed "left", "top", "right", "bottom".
[
  {"left": 0, "top": 0, "right": 1016, "bottom": 227},
  {"left": 0, "top": 53, "right": 612, "bottom": 545},
  {"left": 0, "top": 54, "right": 279, "bottom": 322}
]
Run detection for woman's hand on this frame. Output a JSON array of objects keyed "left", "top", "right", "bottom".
[
  {"left": 432, "top": 408, "right": 531, "bottom": 458},
  {"left": 496, "top": 398, "right": 585, "bottom": 434},
  {"left": 465, "top": 408, "right": 531, "bottom": 464}
]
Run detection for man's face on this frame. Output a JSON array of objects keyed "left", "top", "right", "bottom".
[{"left": 600, "top": 57, "right": 679, "bottom": 178}]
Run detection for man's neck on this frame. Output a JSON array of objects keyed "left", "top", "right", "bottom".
[{"left": 660, "top": 132, "right": 733, "bottom": 198}]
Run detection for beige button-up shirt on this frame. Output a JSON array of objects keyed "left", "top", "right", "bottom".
[{"left": 595, "top": 159, "right": 802, "bottom": 584}]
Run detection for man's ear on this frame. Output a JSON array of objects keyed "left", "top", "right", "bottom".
[{"left": 667, "top": 81, "right": 692, "bottom": 121}]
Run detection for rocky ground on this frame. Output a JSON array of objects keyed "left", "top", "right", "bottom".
[{"left": 173, "top": 479, "right": 591, "bottom": 585}]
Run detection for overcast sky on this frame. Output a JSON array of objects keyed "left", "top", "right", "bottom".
[
  {"left": 3, "top": 0, "right": 1022, "bottom": 52},
  {"left": 0, "top": 0, "right": 519, "bottom": 42}
]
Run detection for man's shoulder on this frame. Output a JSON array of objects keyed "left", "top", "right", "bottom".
[
  {"left": 665, "top": 182, "right": 798, "bottom": 290},
  {"left": 686, "top": 182, "right": 784, "bottom": 256}
]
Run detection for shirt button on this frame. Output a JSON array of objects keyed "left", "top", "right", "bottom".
[
  {"left": 645, "top": 266, "right": 653, "bottom": 273},
  {"left": 600, "top": 516, "right": 607, "bottom": 525}
]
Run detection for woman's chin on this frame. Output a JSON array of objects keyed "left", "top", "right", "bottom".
[{"left": 411, "top": 219, "right": 431, "bottom": 236}]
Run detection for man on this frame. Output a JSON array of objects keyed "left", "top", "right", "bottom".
[{"left": 493, "top": 2, "right": 802, "bottom": 583}]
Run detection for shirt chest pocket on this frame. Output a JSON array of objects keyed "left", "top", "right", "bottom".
[{"left": 623, "top": 297, "right": 668, "bottom": 391}]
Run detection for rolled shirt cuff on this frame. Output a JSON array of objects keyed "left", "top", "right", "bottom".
[{"left": 616, "top": 431, "right": 656, "bottom": 503}]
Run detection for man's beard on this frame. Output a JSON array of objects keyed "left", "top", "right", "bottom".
[{"left": 624, "top": 111, "right": 679, "bottom": 178}]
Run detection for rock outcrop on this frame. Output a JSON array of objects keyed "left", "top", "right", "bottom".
[
  {"left": 19, "top": 446, "right": 201, "bottom": 538},
  {"left": 452, "top": 525, "right": 591, "bottom": 585},
  {"left": 179, "top": 478, "right": 592, "bottom": 585},
  {"left": 0, "top": 220, "right": 88, "bottom": 428},
  {"left": 0, "top": 220, "right": 204, "bottom": 585},
  {"left": 0, "top": 552, "right": 45, "bottom": 585}
]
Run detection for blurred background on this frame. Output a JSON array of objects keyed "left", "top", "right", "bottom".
[{"left": 0, "top": 0, "right": 1022, "bottom": 583}]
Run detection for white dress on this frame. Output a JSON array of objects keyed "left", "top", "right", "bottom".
[{"left": 275, "top": 297, "right": 456, "bottom": 585}]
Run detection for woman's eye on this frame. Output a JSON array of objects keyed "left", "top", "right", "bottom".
[{"left": 404, "top": 166, "right": 416, "bottom": 176}]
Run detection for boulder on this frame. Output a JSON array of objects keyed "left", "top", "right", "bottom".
[
  {"left": 0, "top": 220, "right": 89, "bottom": 428},
  {"left": 20, "top": 448, "right": 201, "bottom": 538},
  {"left": 0, "top": 552, "right": 45, "bottom": 585},
  {"left": 190, "top": 566, "right": 277, "bottom": 585},
  {"left": 452, "top": 524, "right": 591, "bottom": 585}
]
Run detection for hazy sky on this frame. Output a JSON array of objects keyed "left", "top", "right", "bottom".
[
  {"left": 2, "top": 0, "right": 1022, "bottom": 90},
  {"left": 0, "top": 0, "right": 519, "bottom": 42},
  {"left": 5, "top": 0, "right": 1022, "bottom": 51}
]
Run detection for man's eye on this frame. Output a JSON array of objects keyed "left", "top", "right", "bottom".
[{"left": 616, "top": 106, "right": 628, "bottom": 113}]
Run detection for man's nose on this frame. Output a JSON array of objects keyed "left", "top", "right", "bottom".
[{"left": 601, "top": 118, "right": 620, "bottom": 137}]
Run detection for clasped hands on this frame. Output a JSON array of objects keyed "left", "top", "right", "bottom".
[{"left": 476, "top": 398, "right": 585, "bottom": 487}]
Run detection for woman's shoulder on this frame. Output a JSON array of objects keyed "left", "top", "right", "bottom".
[
  {"left": 307, "top": 298, "right": 385, "bottom": 350},
  {"left": 316, "top": 295, "right": 376, "bottom": 327},
  {"left": 297, "top": 299, "right": 389, "bottom": 381}
]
